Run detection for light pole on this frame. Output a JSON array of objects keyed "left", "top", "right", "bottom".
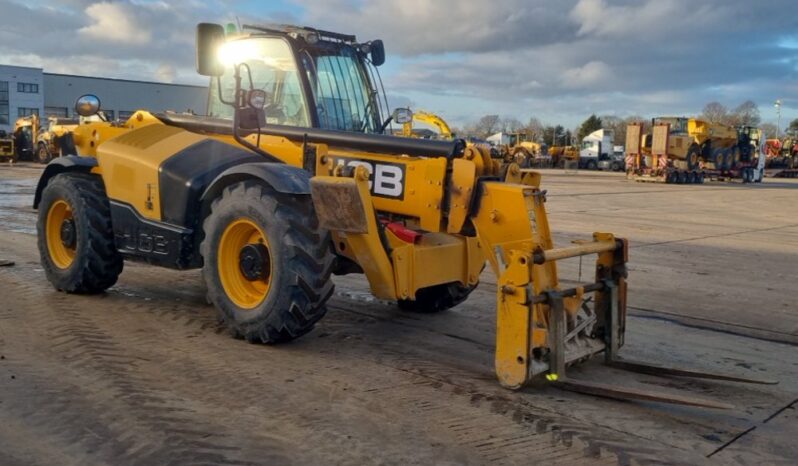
[{"left": 774, "top": 99, "right": 782, "bottom": 138}]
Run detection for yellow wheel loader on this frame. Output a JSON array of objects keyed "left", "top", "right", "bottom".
[
  {"left": 34, "top": 117, "right": 80, "bottom": 164},
  {"left": 33, "top": 23, "right": 773, "bottom": 406},
  {"left": 491, "top": 132, "right": 548, "bottom": 168}
]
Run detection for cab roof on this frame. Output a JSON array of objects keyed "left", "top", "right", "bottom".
[{"left": 242, "top": 24, "right": 357, "bottom": 44}]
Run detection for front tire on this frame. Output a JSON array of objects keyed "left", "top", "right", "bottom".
[
  {"left": 37, "top": 173, "right": 123, "bottom": 293},
  {"left": 201, "top": 181, "right": 335, "bottom": 343}
]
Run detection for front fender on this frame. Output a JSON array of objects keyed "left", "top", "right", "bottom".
[
  {"left": 33, "top": 156, "right": 98, "bottom": 209},
  {"left": 200, "top": 162, "right": 312, "bottom": 204}
]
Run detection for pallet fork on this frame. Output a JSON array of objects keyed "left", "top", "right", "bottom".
[{"left": 481, "top": 170, "right": 776, "bottom": 408}]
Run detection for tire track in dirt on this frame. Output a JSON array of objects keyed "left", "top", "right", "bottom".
[
  {"left": 0, "top": 268, "right": 260, "bottom": 465},
  {"left": 1, "top": 258, "right": 701, "bottom": 465},
  {"left": 0, "top": 239, "right": 787, "bottom": 465}
]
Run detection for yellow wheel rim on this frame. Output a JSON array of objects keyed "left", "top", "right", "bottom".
[
  {"left": 45, "top": 199, "right": 76, "bottom": 269},
  {"left": 218, "top": 218, "right": 272, "bottom": 309}
]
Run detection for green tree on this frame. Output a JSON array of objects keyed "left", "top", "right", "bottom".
[
  {"left": 578, "top": 114, "right": 602, "bottom": 140},
  {"left": 788, "top": 118, "right": 798, "bottom": 136},
  {"left": 543, "top": 125, "right": 566, "bottom": 146}
]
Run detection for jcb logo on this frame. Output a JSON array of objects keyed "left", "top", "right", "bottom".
[{"left": 332, "top": 157, "right": 406, "bottom": 200}]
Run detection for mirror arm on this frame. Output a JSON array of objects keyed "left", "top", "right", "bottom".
[
  {"left": 216, "top": 76, "right": 233, "bottom": 106},
  {"left": 379, "top": 115, "right": 394, "bottom": 134},
  {"left": 230, "top": 64, "right": 280, "bottom": 163}
]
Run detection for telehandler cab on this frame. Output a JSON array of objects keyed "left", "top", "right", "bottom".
[{"left": 33, "top": 22, "right": 773, "bottom": 406}]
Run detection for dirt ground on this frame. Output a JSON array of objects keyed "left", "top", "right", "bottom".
[{"left": 0, "top": 162, "right": 796, "bottom": 465}]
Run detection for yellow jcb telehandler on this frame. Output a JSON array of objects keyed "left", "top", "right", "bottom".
[{"left": 32, "top": 22, "right": 773, "bottom": 407}]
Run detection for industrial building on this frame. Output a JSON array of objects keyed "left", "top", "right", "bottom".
[{"left": 0, "top": 64, "right": 207, "bottom": 133}]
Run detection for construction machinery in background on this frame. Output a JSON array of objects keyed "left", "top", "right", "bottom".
[
  {"left": 400, "top": 109, "right": 453, "bottom": 139},
  {"left": 12, "top": 114, "right": 39, "bottom": 161},
  {"left": 487, "top": 131, "right": 549, "bottom": 167},
  {"left": 626, "top": 118, "right": 764, "bottom": 184},
  {"left": 0, "top": 130, "right": 15, "bottom": 162},
  {"left": 764, "top": 136, "right": 798, "bottom": 177},
  {"left": 33, "top": 117, "right": 80, "bottom": 163},
  {"left": 7, "top": 114, "right": 79, "bottom": 163},
  {"left": 32, "top": 22, "right": 773, "bottom": 408},
  {"left": 548, "top": 145, "right": 579, "bottom": 168}
]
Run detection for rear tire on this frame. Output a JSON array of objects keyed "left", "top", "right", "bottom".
[
  {"left": 685, "top": 145, "right": 700, "bottom": 171},
  {"left": 37, "top": 173, "right": 123, "bottom": 293},
  {"left": 36, "top": 143, "right": 51, "bottom": 164},
  {"left": 201, "top": 180, "right": 335, "bottom": 343},
  {"left": 397, "top": 282, "right": 478, "bottom": 313}
]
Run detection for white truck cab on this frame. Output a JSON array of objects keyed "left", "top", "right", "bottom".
[{"left": 580, "top": 129, "right": 615, "bottom": 169}]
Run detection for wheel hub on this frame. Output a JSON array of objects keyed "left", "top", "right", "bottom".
[
  {"left": 60, "top": 219, "right": 76, "bottom": 248},
  {"left": 239, "top": 243, "right": 270, "bottom": 281}
]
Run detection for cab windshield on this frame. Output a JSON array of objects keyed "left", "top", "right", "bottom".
[
  {"left": 654, "top": 118, "right": 687, "bottom": 134},
  {"left": 207, "top": 36, "right": 382, "bottom": 133},
  {"left": 300, "top": 44, "right": 381, "bottom": 133},
  {"left": 208, "top": 37, "right": 310, "bottom": 127}
]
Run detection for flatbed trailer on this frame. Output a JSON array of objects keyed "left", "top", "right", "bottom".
[
  {"left": 625, "top": 122, "right": 764, "bottom": 184},
  {"left": 765, "top": 168, "right": 798, "bottom": 178}
]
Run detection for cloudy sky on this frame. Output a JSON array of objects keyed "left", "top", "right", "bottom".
[{"left": 1, "top": 0, "right": 796, "bottom": 129}]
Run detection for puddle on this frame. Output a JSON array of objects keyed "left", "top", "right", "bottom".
[{"left": 0, "top": 177, "right": 37, "bottom": 234}]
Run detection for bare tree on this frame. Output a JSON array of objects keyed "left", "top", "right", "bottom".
[
  {"left": 600, "top": 115, "right": 625, "bottom": 145},
  {"left": 501, "top": 117, "right": 524, "bottom": 133},
  {"left": 730, "top": 100, "right": 761, "bottom": 127},
  {"left": 472, "top": 114, "right": 500, "bottom": 138},
  {"left": 525, "top": 117, "right": 544, "bottom": 141},
  {"left": 701, "top": 102, "right": 728, "bottom": 124}
]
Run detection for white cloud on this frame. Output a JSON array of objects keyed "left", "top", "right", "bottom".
[
  {"left": 155, "top": 63, "right": 176, "bottom": 83},
  {"left": 562, "top": 61, "right": 613, "bottom": 88},
  {"left": 0, "top": 0, "right": 795, "bottom": 127},
  {"left": 570, "top": 0, "right": 719, "bottom": 39},
  {"left": 79, "top": 2, "right": 151, "bottom": 43}
]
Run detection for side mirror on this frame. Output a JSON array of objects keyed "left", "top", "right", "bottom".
[
  {"left": 74, "top": 94, "right": 101, "bottom": 117},
  {"left": 392, "top": 107, "right": 413, "bottom": 125},
  {"left": 370, "top": 40, "right": 385, "bottom": 66},
  {"left": 196, "top": 23, "right": 225, "bottom": 76}
]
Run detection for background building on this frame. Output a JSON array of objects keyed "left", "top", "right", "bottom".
[{"left": 0, "top": 64, "right": 207, "bottom": 133}]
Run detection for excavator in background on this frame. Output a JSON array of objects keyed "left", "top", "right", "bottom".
[
  {"left": 32, "top": 22, "right": 773, "bottom": 408},
  {"left": 626, "top": 118, "right": 764, "bottom": 183},
  {"left": 400, "top": 109, "right": 453, "bottom": 139}
]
